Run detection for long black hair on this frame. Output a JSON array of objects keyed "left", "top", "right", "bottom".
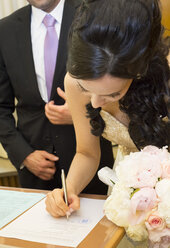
[{"left": 67, "top": 0, "right": 170, "bottom": 149}]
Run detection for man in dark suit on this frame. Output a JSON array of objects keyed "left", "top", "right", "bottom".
[{"left": 0, "top": 0, "right": 113, "bottom": 193}]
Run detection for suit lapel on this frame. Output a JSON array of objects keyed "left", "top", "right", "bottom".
[
  {"left": 50, "top": 0, "right": 77, "bottom": 100},
  {"left": 16, "top": 6, "right": 45, "bottom": 103}
]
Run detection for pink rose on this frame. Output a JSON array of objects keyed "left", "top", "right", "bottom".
[
  {"left": 130, "top": 188, "right": 157, "bottom": 225},
  {"left": 145, "top": 212, "right": 165, "bottom": 231},
  {"left": 161, "top": 160, "right": 170, "bottom": 179}
]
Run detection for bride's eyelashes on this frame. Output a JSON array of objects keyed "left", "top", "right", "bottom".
[
  {"left": 77, "top": 83, "right": 121, "bottom": 101},
  {"left": 77, "top": 81, "right": 88, "bottom": 93}
]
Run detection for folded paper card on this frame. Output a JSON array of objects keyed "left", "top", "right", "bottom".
[{"left": 0, "top": 190, "right": 45, "bottom": 229}]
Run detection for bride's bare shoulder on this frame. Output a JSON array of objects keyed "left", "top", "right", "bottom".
[
  {"left": 64, "top": 73, "right": 90, "bottom": 104},
  {"left": 64, "top": 73, "right": 77, "bottom": 90}
]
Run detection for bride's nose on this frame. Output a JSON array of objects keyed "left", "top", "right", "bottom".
[{"left": 91, "top": 94, "right": 105, "bottom": 108}]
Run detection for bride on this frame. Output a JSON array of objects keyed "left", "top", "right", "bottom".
[{"left": 45, "top": 0, "right": 170, "bottom": 247}]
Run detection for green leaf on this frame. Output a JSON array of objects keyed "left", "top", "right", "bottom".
[
  {"left": 130, "top": 188, "right": 140, "bottom": 199},
  {"left": 110, "top": 179, "right": 115, "bottom": 185}
]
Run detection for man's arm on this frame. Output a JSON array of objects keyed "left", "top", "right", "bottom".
[
  {"left": 0, "top": 51, "right": 59, "bottom": 181},
  {"left": 0, "top": 51, "right": 34, "bottom": 169}
]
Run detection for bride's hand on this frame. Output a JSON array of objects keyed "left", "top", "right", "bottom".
[{"left": 45, "top": 188, "right": 80, "bottom": 218}]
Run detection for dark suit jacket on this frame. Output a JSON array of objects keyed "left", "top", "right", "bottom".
[{"left": 0, "top": 0, "right": 114, "bottom": 193}]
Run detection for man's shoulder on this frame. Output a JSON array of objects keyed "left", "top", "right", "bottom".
[
  {"left": 66, "top": 0, "right": 81, "bottom": 10},
  {"left": 0, "top": 5, "right": 31, "bottom": 28},
  {"left": 72, "top": 0, "right": 81, "bottom": 7}
]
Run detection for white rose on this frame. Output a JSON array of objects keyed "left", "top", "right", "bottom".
[
  {"left": 158, "top": 202, "right": 170, "bottom": 228},
  {"left": 126, "top": 224, "right": 148, "bottom": 242},
  {"left": 155, "top": 179, "right": 170, "bottom": 200},
  {"left": 104, "top": 183, "right": 132, "bottom": 227},
  {"left": 116, "top": 152, "right": 142, "bottom": 186},
  {"left": 155, "top": 179, "right": 170, "bottom": 227},
  {"left": 161, "top": 159, "right": 170, "bottom": 179}
]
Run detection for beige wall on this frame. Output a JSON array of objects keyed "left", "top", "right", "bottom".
[
  {"left": 161, "top": 0, "right": 170, "bottom": 37},
  {"left": 0, "top": 0, "right": 27, "bottom": 19}
]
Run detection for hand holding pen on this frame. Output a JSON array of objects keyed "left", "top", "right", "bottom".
[
  {"left": 61, "top": 169, "right": 69, "bottom": 220},
  {"left": 61, "top": 169, "right": 83, "bottom": 219},
  {"left": 45, "top": 173, "right": 80, "bottom": 218}
]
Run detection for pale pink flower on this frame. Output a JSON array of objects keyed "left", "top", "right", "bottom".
[
  {"left": 143, "top": 146, "right": 169, "bottom": 162},
  {"left": 116, "top": 148, "right": 162, "bottom": 188},
  {"left": 130, "top": 188, "right": 157, "bottom": 225},
  {"left": 100, "top": 146, "right": 170, "bottom": 245},
  {"left": 135, "top": 170, "right": 159, "bottom": 189},
  {"left": 142, "top": 145, "right": 161, "bottom": 155}
]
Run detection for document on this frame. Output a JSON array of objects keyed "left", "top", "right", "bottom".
[
  {"left": 0, "top": 197, "right": 105, "bottom": 247},
  {"left": 0, "top": 190, "right": 45, "bottom": 229}
]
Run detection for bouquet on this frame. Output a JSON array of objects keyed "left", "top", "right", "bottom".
[{"left": 98, "top": 146, "right": 170, "bottom": 248}]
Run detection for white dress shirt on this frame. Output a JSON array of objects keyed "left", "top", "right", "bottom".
[{"left": 31, "top": 0, "right": 65, "bottom": 103}]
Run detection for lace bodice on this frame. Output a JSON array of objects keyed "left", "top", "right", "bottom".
[{"left": 100, "top": 110, "right": 138, "bottom": 155}]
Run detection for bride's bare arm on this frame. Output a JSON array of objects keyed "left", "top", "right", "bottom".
[
  {"left": 65, "top": 73, "right": 101, "bottom": 195},
  {"left": 45, "top": 73, "right": 101, "bottom": 217}
]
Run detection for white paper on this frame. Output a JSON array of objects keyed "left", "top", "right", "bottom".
[
  {"left": 0, "top": 190, "right": 45, "bottom": 229},
  {"left": 0, "top": 197, "right": 105, "bottom": 247}
]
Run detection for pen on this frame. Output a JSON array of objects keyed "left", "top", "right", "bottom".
[{"left": 61, "top": 169, "right": 69, "bottom": 220}]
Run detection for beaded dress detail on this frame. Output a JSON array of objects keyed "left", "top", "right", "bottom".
[
  {"left": 100, "top": 110, "right": 138, "bottom": 155},
  {"left": 100, "top": 110, "right": 148, "bottom": 248}
]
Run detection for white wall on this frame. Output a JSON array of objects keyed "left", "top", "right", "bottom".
[{"left": 0, "top": 0, "right": 28, "bottom": 19}]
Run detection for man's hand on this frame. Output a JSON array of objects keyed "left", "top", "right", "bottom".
[
  {"left": 45, "top": 87, "right": 72, "bottom": 125},
  {"left": 23, "top": 150, "right": 59, "bottom": 180}
]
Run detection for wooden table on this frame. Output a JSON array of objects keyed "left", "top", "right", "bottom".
[
  {"left": 0, "top": 187, "right": 125, "bottom": 248},
  {"left": 0, "top": 159, "right": 19, "bottom": 187}
]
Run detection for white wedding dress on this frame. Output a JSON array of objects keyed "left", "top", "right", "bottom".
[{"left": 100, "top": 110, "right": 149, "bottom": 248}]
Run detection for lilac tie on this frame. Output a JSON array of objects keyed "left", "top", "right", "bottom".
[{"left": 43, "top": 14, "right": 58, "bottom": 101}]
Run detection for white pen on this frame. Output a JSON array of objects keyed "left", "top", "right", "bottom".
[{"left": 61, "top": 169, "right": 69, "bottom": 220}]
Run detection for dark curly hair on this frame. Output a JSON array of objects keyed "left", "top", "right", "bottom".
[{"left": 67, "top": 0, "right": 170, "bottom": 149}]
